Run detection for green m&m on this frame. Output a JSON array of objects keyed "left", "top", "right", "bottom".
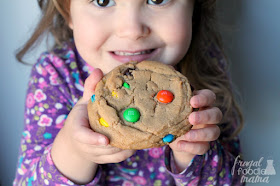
[
  {"left": 123, "top": 82, "right": 130, "bottom": 89},
  {"left": 123, "top": 108, "right": 140, "bottom": 123}
]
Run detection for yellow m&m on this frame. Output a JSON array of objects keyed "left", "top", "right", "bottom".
[
  {"left": 112, "top": 91, "right": 118, "bottom": 98},
  {"left": 99, "top": 118, "right": 109, "bottom": 127}
]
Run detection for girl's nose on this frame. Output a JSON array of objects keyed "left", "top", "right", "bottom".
[{"left": 114, "top": 9, "right": 150, "bottom": 40}]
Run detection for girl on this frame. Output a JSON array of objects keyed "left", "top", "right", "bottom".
[{"left": 14, "top": 0, "right": 244, "bottom": 185}]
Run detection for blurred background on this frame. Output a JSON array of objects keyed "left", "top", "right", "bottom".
[{"left": 0, "top": 0, "right": 279, "bottom": 185}]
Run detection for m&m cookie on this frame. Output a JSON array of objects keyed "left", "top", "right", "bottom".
[{"left": 87, "top": 61, "right": 193, "bottom": 149}]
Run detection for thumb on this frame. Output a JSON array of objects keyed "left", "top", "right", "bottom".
[{"left": 82, "top": 68, "right": 103, "bottom": 103}]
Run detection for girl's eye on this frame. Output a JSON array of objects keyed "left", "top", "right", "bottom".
[
  {"left": 90, "top": 0, "right": 116, "bottom": 8},
  {"left": 147, "top": 0, "right": 170, "bottom": 5}
]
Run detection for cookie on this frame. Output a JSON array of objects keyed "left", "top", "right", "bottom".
[{"left": 87, "top": 61, "right": 193, "bottom": 149}]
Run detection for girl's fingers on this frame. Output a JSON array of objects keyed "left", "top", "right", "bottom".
[
  {"left": 182, "top": 125, "right": 220, "bottom": 142},
  {"left": 191, "top": 89, "right": 216, "bottom": 108},
  {"left": 81, "top": 68, "right": 103, "bottom": 103},
  {"left": 84, "top": 145, "right": 125, "bottom": 157},
  {"left": 68, "top": 103, "right": 109, "bottom": 146},
  {"left": 189, "top": 107, "right": 222, "bottom": 125},
  {"left": 176, "top": 141, "right": 210, "bottom": 155},
  {"left": 98, "top": 149, "right": 136, "bottom": 164},
  {"left": 73, "top": 125, "right": 109, "bottom": 146}
]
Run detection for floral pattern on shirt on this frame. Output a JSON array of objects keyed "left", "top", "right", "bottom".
[{"left": 14, "top": 41, "right": 244, "bottom": 186}]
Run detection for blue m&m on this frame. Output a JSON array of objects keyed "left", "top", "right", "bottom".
[
  {"left": 91, "top": 94, "right": 96, "bottom": 102},
  {"left": 162, "top": 134, "right": 174, "bottom": 143}
]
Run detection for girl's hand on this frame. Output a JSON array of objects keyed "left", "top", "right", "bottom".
[
  {"left": 51, "top": 69, "right": 136, "bottom": 184},
  {"left": 169, "top": 89, "right": 222, "bottom": 172}
]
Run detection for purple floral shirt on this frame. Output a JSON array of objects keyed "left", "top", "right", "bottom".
[{"left": 14, "top": 42, "right": 243, "bottom": 185}]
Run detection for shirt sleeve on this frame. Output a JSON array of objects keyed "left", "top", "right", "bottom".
[
  {"left": 164, "top": 139, "right": 244, "bottom": 185},
  {"left": 13, "top": 54, "right": 102, "bottom": 185},
  {"left": 163, "top": 118, "right": 244, "bottom": 186}
]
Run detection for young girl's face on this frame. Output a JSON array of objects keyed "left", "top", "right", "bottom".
[{"left": 69, "top": 0, "right": 194, "bottom": 74}]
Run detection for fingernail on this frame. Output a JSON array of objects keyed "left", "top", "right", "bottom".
[
  {"left": 191, "top": 96, "right": 200, "bottom": 108},
  {"left": 98, "top": 137, "right": 107, "bottom": 145}
]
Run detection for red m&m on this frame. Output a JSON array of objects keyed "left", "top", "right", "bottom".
[{"left": 156, "top": 90, "right": 174, "bottom": 103}]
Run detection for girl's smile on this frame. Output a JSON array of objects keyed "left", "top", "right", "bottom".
[{"left": 109, "top": 48, "right": 159, "bottom": 63}]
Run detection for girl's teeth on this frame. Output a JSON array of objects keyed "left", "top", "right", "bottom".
[{"left": 114, "top": 50, "right": 152, "bottom": 56}]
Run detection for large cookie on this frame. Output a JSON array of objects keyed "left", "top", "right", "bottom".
[{"left": 88, "top": 61, "right": 193, "bottom": 149}]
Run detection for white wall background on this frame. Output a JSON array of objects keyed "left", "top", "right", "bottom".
[
  {"left": 0, "top": 0, "right": 279, "bottom": 185},
  {"left": 217, "top": 1, "right": 280, "bottom": 185}
]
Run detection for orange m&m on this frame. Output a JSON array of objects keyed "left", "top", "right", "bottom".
[{"left": 156, "top": 90, "right": 174, "bottom": 103}]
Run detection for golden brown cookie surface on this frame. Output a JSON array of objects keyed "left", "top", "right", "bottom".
[{"left": 88, "top": 61, "right": 193, "bottom": 149}]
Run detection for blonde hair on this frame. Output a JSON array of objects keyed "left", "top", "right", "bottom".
[{"left": 16, "top": 0, "right": 243, "bottom": 140}]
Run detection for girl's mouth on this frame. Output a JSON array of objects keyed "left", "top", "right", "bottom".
[
  {"left": 113, "top": 49, "right": 154, "bottom": 56},
  {"left": 109, "top": 49, "right": 158, "bottom": 63}
]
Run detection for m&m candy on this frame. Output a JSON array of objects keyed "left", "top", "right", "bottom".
[
  {"left": 156, "top": 90, "right": 174, "bottom": 103},
  {"left": 99, "top": 118, "right": 109, "bottom": 127},
  {"left": 112, "top": 91, "right": 118, "bottom": 98},
  {"left": 123, "top": 82, "right": 130, "bottom": 89},
  {"left": 162, "top": 134, "right": 174, "bottom": 143},
  {"left": 123, "top": 108, "right": 140, "bottom": 123},
  {"left": 91, "top": 94, "right": 96, "bottom": 102}
]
